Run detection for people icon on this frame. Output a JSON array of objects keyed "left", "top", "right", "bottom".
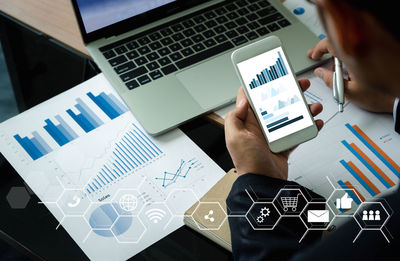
[
  {"left": 362, "top": 210, "right": 368, "bottom": 220},
  {"left": 369, "top": 210, "right": 374, "bottom": 220},
  {"left": 362, "top": 209, "right": 381, "bottom": 221},
  {"left": 375, "top": 210, "right": 380, "bottom": 221}
]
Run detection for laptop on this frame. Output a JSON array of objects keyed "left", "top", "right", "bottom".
[{"left": 71, "top": 0, "right": 322, "bottom": 135}]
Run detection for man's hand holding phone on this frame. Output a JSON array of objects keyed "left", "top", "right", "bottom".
[{"left": 225, "top": 79, "right": 324, "bottom": 180}]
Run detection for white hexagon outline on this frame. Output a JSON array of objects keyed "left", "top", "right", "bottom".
[
  {"left": 82, "top": 202, "right": 122, "bottom": 243},
  {"left": 245, "top": 201, "right": 282, "bottom": 231},
  {"left": 165, "top": 188, "right": 200, "bottom": 216},
  {"left": 353, "top": 201, "right": 390, "bottom": 230},
  {"left": 110, "top": 188, "right": 143, "bottom": 216},
  {"left": 352, "top": 201, "right": 392, "bottom": 243},
  {"left": 111, "top": 215, "right": 147, "bottom": 244},
  {"left": 326, "top": 188, "right": 362, "bottom": 217},
  {"left": 191, "top": 201, "right": 228, "bottom": 231},
  {"left": 56, "top": 188, "right": 91, "bottom": 217},
  {"left": 138, "top": 201, "right": 174, "bottom": 231},
  {"left": 299, "top": 201, "right": 335, "bottom": 230},
  {"left": 272, "top": 188, "right": 309, "bottom": 217}
]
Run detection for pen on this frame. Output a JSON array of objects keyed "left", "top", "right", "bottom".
[{"left": 333, "top": 57, "right": 345, "bottom": 112}]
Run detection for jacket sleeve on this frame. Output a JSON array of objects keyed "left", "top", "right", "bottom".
[
  {"left": 227, "top": 174, "right": 400, "bottom": 261},
  {"left": 226, "top": 174, "right": 324, "bottom": 261}
]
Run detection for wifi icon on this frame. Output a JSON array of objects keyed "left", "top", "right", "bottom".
[{"left": 145, "top": 208, "right": 166, "bottom": 224}]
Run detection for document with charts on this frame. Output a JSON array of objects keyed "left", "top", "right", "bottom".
[
  {"left": 288, "top": 103, "right": 400, "bottom": 209},
  {"left": 0, "top": 74, "right": 225, "bottom": 260}
]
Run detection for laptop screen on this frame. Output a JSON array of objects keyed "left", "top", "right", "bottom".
[{"left": 76, "top": 0, "right": 177, "bottom": 34}]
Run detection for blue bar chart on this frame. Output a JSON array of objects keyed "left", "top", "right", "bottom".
[
  {"left": 13, "top": 90, "right": 130, "bottom": 161},
  {"left": 87, "top": 92, "right": 128, "bottom": 120},
  {"left": 67, "top": 98, "right": 104, "bottom": 133},
  {"left": 13, "top": 131, "right": 52, "bottom": 160},
  {"left": 249, "top": 51, "right": 288, "bottom": 89},
  {"left": 85, "top": 123, "right": 163, "bottom": 194},
  {"left": 44, "top": 116, "right": 78, "bottom": 146}
]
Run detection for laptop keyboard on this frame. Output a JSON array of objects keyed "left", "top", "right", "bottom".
[{"left": 99, "top": 0, "right": 291, "bottom": 90}]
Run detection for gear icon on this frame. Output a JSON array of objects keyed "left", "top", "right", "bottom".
[
  {"left": 260, "top": 207, "right": 270, "bottom": 217},
  {"left": 257, "top": 216, "right": 264, "bottom": 223}
]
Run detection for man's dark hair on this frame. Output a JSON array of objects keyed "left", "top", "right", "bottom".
[{"left": 345, "top": 0, "right": 398, "bottom": 39}]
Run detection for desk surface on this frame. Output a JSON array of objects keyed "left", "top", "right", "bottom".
[{"left": 0, "top": 0, "right": 87, "bottom": 56}]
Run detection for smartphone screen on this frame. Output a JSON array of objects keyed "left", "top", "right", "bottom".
[{"left": 237, "top": 46, "right": 313, "bottom": 142}]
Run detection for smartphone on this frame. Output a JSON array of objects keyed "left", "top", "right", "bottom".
[{"left": 231, "top": 36, "right": 318, "bottom": 153}]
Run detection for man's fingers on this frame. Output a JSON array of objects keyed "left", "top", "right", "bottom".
[
  {"left": 307, "top": 38, "right": 330, "bottom": 60},
  {"left": 315, "top": 119, "right": 324, "bottom": 131},
  {"left": 314, "top": 67, "right": 334, "bottom": 88},
  {"left": 235, "top": 87, "right": 249, "bottom": 121},
  {"left": 309, "top": 103, "right": 323, "bottom": 117},
  {"left": 298, "top": 78, "right": 311, "bottom": 92}
]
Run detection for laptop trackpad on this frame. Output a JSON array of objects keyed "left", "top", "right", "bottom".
[{"left": 176, "top": 54, "right": 239, "bottom": 110}]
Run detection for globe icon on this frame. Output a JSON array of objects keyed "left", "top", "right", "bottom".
[{"left": 119, "top": 194, "right": 138, "bottom": 212}]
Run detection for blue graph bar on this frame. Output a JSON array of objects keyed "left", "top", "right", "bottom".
[
  {"left": 267, "top": 117, "right": 289, "bottom": 128},
  {"left": 14, "top": 134, "right": 44, "bottom": 160},
  {"left": 278, "top": 51, "right": 288, "bottom": 74},
  {"left": 345, "top": 123, "right": 400, "bottom": 178},
  {"left": 247, "top": 51, "right": 290, "bottom": 89},
  {"left": 87, "top": 92, "right": 128, "bottom": 120},
  {"left": 32, "top": 131, "right": 52, "bottom": 153},
  {"left": 54, "top": 115, "right": 77, "bottom": 141},
  {"left": 67, "top": 98, "right": 103, "bottom": 133},
  {"left": 263, "top": 113, "right": 274, "bottom": 121},
  {"left": 43, "top": 117, "right": 76, "bottom": 146},
  {"left": 85, "top": 123, "right": 163, "bottom": 194},
  {"left": 337, "top": 180, "right": 362, "bottom": 205},
  {"left": 340, "top": 160, "right": 376, "bottom": 197},
  {"left": 341, "top": 140, "right": 391, "bottom": 189}
]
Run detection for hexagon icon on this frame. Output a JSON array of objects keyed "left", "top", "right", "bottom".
[
  {"left": 300, "top": 202, "right": 334, "bottom": 230},
  {"left": 139, "top": 202, "right": 172, "bottom": 229},
  {"left": 165, "top": 189, "right": 199, "bottom": 215},
  {"left": 327, "top": 189, "right": 362, "bottom": 216},
  {"left": 6, "top": 187, "right": 31, "bottom": 209},
  {"left": 86, "top": 203, "right": 132, "bottom": 238},
  {"left": 112, "top": 189, "right": 144, "bottom": 216},
  {"left": 354, "top": 202, "right": 390, "bottom": 229},
  {"left": 191, "top": 202, "right": 227, "bottom": 231},
  {"left": 57, "top": 189, "right": 90, "bottom": 216},
  {"left": 273, "top": 188, "right": 308, "bottom": 216},
  {"left": 245, "top": 202, "right": 280, "bottom": 230},
  {"left": 112, "top": 216, "right": 146, "bottom": 244}
]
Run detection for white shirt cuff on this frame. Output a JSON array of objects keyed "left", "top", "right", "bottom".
[{"left": 393, "top": 97, "right": 399, "bottom": 122}]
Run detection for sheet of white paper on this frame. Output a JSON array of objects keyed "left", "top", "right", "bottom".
[
  {"left": 281, "top": 0, "right": 326, "bottom": 39},
  {"left": 289, "top": 103, "right": 400, "bottom": 203},
  {"left": 0, "top": 74, "right": 225, "bottom": 261}
]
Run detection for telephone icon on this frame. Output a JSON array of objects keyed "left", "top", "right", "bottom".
[{"left": 67, "top": 196, "right": 80, "bottom": 208}]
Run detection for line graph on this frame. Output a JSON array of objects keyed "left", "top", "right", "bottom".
[{"left": 156, "top": 158, "right": 201, "bottom": 188}]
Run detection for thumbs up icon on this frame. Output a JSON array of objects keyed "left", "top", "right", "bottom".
[{"left": 336, "top": 193, "right": 353, "bottom": 210}]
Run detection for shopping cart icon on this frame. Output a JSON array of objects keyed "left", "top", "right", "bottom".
[{"left": 281, "top": 194, "right": 301, "bottom": 212}]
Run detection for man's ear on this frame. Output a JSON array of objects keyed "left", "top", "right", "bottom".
[{"left": 320, "top": 0, "right": 367, "bottom": 57}]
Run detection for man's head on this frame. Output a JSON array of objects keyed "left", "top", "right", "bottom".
[{"left": 312, "top": 0, "right": 400, "bottom": 96}]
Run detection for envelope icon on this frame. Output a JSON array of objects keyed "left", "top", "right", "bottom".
[{"left": 307, "top": 210, "right": 329, "bottom": 223}]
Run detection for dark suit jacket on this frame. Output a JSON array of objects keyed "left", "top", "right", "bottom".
[{"left": 227, "top": 103, "right": 400, "bottom": 260}]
